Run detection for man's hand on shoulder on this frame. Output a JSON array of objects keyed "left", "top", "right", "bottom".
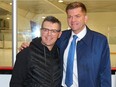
[{"left": 19, "top": 42, "right": 30, "bottom": 51}]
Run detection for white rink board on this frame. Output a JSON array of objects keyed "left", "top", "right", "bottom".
[
  {"left": 0, "top": 74, "right": 115, "bottom": 87},
  {"left": 0, "top": 75, "right": 11, "bottom": 87}
]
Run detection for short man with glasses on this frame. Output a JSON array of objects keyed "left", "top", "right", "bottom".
[{"left": 10, "top": 16, "right": 62, "bottom": 87}]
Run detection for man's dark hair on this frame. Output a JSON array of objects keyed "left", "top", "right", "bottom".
[
  {"left": 41, "top": 16, "right": 61, "bottom": 30},
  {"left": 66, "top": 2, "right": 87, "bottom": 14}
]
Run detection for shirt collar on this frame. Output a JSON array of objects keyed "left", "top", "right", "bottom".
[{"left": 71, "top": 26, "right": 87, "bottom": 41}]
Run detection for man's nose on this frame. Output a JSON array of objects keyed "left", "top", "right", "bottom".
[
  {"left": 71, "top": 17, "right": 76, "bottom": 22},
  {"left": 48, "top": 30, "right": 52, "bottom": 35}
]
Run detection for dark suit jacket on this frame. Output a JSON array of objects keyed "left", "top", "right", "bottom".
[{"left": 57, "top": 27, "right": 111, "bottom": 87}]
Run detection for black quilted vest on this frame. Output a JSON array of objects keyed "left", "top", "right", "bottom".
[{"left": 23, "top": 38, "right": 61, "bottom": 87}]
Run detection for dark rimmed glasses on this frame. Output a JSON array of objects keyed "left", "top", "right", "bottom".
[{"left": 41, "top": 28, "right": 61, "bottom": 35}]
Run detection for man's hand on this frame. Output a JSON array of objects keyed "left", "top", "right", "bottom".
[{"left": 19, "top": 42, "right": 30, "bottom": 51}]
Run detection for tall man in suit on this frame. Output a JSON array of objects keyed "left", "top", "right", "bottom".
[
  {"left": 20, "top": 2, "right": 111, "bottom": 87},
  {"left": 58, "top": 2, "right": 111, "bottom": 87}
]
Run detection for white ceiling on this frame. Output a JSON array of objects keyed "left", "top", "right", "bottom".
[
  {"left": 0, "top": 0, "right": 116, "bottom": 15},
  {"left": 17, "top": 0, "right": 116, "bottom": 14}
]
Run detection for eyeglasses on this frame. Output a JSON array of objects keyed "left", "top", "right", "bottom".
[{"left": 41, "top": 28, "right": 61, "bottom": 34}]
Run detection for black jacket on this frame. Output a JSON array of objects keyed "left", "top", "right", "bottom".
[{"left": 10, "top": 37, "right": 61, "bottom": 87}]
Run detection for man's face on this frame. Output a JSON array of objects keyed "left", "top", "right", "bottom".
[
  {"left": 41, "top": 21, "right": 61, "bottom": 49},
  {"left": 67, "top": 7, "right": 88, "bottom": 34}
]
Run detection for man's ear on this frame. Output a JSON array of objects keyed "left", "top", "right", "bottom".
[
  {"left": 40, "top": 29, "right": 42, "bottom": 35},
  {"left": 85, "top": 15, "right": 88, "bottom": 23},
  {"left": 58, "top": 31, "right": 62, "bottom": 38}
]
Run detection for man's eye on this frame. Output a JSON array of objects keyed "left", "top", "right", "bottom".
[
  {"left": 76, "top": 15, "right": 80, "bottom": 18},
  {"left": 52, "top": 30, "right": 57, "bottom": 33},
  {"left": 43, "top": 28, "right": 48, "bottom": 31}
]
